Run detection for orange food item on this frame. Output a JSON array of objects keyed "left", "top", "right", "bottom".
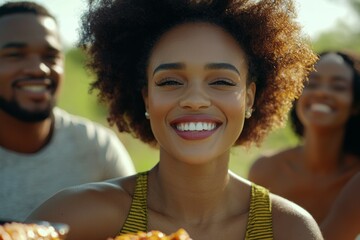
[
  {"left": 112, "top": 228, "right": 192, "bottom": 240},
  {"left": 0, "top": 222, "right": 66, "bottom": 240}
]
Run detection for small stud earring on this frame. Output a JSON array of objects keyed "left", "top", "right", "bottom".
[
  {"left": 245, "top": 109, "right": 253, "bottom": 119},
  {"left": 145, "top": 111, "right": 150, "bottom": 119}
]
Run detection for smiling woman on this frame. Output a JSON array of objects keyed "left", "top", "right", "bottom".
[
  {"left": 143, "top": 22, "right": 254, "bottom": 163},
  {"left": 249, "top": 51, "right": 360, "bottom": 225},
  {"left": 27, "top": 0, "right": 322, "bottom": 240}
]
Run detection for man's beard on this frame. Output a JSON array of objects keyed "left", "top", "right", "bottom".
[{"left": 0, "top": 96, "right": 54, "bottom": 122}]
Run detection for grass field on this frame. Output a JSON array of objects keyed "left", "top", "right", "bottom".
[{"left": 58, "top": 48, "right": 300, "bottom": 178}]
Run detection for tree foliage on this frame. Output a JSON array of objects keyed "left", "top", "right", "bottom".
[{"left": 312, "top": 0, "right": 360, "bottom": 53}]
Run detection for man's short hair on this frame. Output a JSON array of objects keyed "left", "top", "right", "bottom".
[{"left": 0, "top": 1, "right": 56, "bottom": 21}]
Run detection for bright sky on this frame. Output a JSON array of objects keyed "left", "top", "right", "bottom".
[{"left": 1, "top": 0, "right": 357, "bottom": 48}]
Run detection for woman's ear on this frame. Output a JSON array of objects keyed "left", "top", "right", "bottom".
[
  {"left": 246, "top": 82, "right": 256, "bottom": 110},
  {"left": 142, "top": 87, "right": 149, "bottom": 113}
]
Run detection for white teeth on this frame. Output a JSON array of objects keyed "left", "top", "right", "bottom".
[
  {"left": 20, "top": 85, "right": 47, "bottom": 93},
  {"left": 310, "top": 103, "right": 331, "bottom": 113},
  {"left": 176, "top": 122, "right": 216, "bottom": 131}
]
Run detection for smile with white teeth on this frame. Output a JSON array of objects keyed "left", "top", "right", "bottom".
[
  {"left": 21, "top": 85, "right": 48, "bottom": 92},
  {"left": 310, "top": 103, "right": 332, "bottom": 113},
  {"left": 176, "top": 122, "right": 216, "bottom": 131}
]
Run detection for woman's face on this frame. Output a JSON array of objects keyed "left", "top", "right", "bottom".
[
  {"left": 296, "top": 53, "right": 354, "bottom": 130},
  {"left": 144, "top": 22, "right": 255, "bottom": 164}
]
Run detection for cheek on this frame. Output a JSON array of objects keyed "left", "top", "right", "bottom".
[
  {"left": 148, "top": 91, "right": 175, "bottom": 112},
  {"left": 341, "top": 93, "right": 353, "bottom": 105},
  {"left": 341, "top": 96, "right": 354, "bottom": 116},
  {"left": 0, "top": 68, "right": 16, "bottom": 97},
  {"left": 217, "top": 93, "right": 246, "bottom": 119},
  {"left": 0, "top": 63, "right": 17, "bottom": 78},
  {"left": 52, "top": 63, "right": 64, "bottom": 77},
  {"left": 147, "top": 91, "right": 175, "bottom": 136}
]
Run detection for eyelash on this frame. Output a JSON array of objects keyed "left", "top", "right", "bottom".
[
  {"left": 210, "top": 78, "right": 236, "bottom": 86},
  {"left": 155, "top": 78, "right": 183, "bottom": 86},
  {"left": 155, "top": 78, "right": 237, "bottom": 87},
  {"left": 5, "top": 52, "right": 24, "bottom": 58}
]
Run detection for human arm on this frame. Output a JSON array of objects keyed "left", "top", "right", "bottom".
[
  {"left": 272, "top": 194, "right": 324, "bottom": 240},
  {"left": 27, "top": 182, "right": 131, "bottom": 240},
  {"left": 321, "top": 173, "right": 360, "bottom": 240}
]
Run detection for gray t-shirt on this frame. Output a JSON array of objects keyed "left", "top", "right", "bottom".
[{"left": 0, "top": 107, "right": 135, "bottom": 221}]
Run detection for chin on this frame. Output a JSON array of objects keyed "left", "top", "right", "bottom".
[{"left": 0, "top": 97, "right": 54, "bottom": 122}]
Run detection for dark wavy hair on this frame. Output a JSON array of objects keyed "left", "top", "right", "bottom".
[
  {"left": 0, "top": 1, "right": 55, "bottom": 21},
  {"left": 290, "top": 51, "right": 360, "bottom": 156},
  {"left": 79, "top": 0, "right": 317, "bottom": 147}
]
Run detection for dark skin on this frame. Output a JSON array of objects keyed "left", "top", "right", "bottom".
[
  {"left": 249, "top": 146, "right": 360, "bottom": 223},
  {"left": 249, "top": 53, "right": 360, "bottom": 223},
  {"left": 28, "top": 23, "right": 323, "bottom": 240},
  {"left": 321, "top": 172, "right": 360, "bottom": 240},
  {"left": 0, "top": 13, "right": 63, "bottom": 153}
]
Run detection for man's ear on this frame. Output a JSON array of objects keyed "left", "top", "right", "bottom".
[
  {"left": 142, "top": 87, "right": 149, "bottom": 112},
  {"left": 351, "top": 105, "right": 360, "bottom": 115},
  {"left": 246, "top": 82, "right": 256, "bottom": 110}
]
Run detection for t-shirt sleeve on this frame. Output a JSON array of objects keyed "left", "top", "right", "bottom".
[{"left": 101, "top": 129, "right": 136, "bottom": 179}]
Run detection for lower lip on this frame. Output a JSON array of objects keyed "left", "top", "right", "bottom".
[{"left": 173, "top": 128, "right": 218, "bottom": 140}]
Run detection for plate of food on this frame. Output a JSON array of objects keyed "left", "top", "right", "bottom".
[
  {"left": 0, "top": 220, "right": 69, "bottom": 240},
  {"left": 110, "top": 228, "right": 192, "bottom": 240}
]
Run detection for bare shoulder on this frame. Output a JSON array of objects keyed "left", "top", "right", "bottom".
[
  {"left": 27, "top": 175, "right": 138, "bottom": 240},
  {"left": 321, "top": 173, "right": 360, "bottom": 240},
  {"left": 271, "top": 193, "right": 323, "bottom": 240},
  {"left": 248, "top": 147, "right": 299, "bottom": 182}
]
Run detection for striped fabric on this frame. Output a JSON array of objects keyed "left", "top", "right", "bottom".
[
  {"left": 245, "top": 184, "right": 273, "bottom": 240},
  {"left": 119, "top": 171, "right": 148, "bottom": 234},
  {"left": 118, "top": 172, "right": 273, "bottom": 239}
]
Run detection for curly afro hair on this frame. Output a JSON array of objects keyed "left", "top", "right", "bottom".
[
  {"left": 79, "top": 0, "right": 317, "bottom": 147},
  {"left": 290, "top": 51, "right": 360, "bottom": 156}
]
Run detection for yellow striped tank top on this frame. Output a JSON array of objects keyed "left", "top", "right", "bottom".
[{"left": 119, "top": 172, "right": 273, "bottom": 239}]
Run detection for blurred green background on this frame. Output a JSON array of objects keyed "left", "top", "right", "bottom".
[{"left": 58, "top": 10, "right": 360, "bottom": 177}]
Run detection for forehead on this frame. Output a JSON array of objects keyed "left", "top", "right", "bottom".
[
  {"left": 312, "top": 53, "right": 354, "bottom": 83},
  {"left": 0, "top": 13, "right": 61, "bottom": 50},
  {"left": 148, "top": 22, "right": 247, "bottom": 70}
]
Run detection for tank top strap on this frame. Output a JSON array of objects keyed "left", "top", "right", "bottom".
[
  {"left": 245, "top": 183, "right": 273, "bottom": 240},
  {"left": 119, "top": 171, "right": 148, "bottom": 234}
]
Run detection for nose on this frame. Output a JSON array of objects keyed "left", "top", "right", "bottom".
[
  {"left": 311, "top": 84, "right": 334, "bottom": 99},
  {"left": 179, "top": 82, "right": 211, "bottom": 110},
  {"left": 23, "top": 55, "right": 51, "bottom": 77}
]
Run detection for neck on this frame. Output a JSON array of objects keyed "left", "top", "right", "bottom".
[
  {"left": 302, "top": 126, "right": 345, "bottom": 173},
  {"left": 149, "top": 153, "right": 232, "bottom": 224},
  {"left": 0, "top": 111, "right": 54, "bottom": 153}
]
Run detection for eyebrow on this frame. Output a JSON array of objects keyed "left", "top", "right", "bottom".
[
  {"left": 205, "top": 63, "right": 240, "bottom": 75},
  {"left": 1, "top": 42, "right": 62, "bottom": 53},
  {"left": 153, "top": 63, "right": 185, "bottom": 76},
  {"left": 153, "top": 62, "right": 240, "bottom": 76}
]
